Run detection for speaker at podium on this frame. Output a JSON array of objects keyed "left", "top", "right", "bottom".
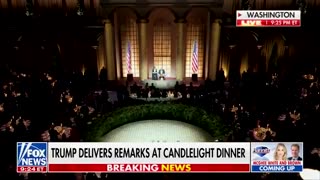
[
  {"left": 127, "top": 74, "right": 133, "bottom": 81},
  {"left": 192, "top": 74, "right": 198, "bottom": 81}
]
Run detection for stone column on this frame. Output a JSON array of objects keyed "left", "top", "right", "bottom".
[
  {"left": 103, "top": 19, "right": 116, "bottom": 80},
  {"left": 175, "top": 18, "right": 186, "bottom": 81},
  {"left": 138, "top": 18, "right": 148, "bottom": 80},
  {"left": 204, "top": 11, "right": 211, "bottom": 79},
  {"left": 208, "top": 19, "right": 222, "bottom": 80},
  {"left": 113, "top": 12, "right": 122, "bottom": 80}
]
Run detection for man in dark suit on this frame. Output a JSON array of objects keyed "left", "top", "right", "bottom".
[
  {"left": 158, "top": 67, "right": 165, "bottom": 80},
  {"left": 288, "top": 144, "right": 303, "bottom": 160}
]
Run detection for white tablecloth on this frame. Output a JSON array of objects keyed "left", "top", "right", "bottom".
[{"left": 130, "top": 97, "right": 181, "bottom": 101}]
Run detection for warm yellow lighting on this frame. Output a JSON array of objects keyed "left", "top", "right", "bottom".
[
  {"left": 223, "top": 69, "right": 228, "bottom": 78},
  {"left": 153, "top": 22, "right": 172, "bottom": 77},
  {"left": 66, "top": 95, "right": 73, "bottom": 104},
  {"left": 219, "top": 49, "right": 230, "bottom": 79},
  {"left": 299, "top": 168, "right": 320, "bottom": 180},
  {"left": 240, "top": 59, "right": 249, "bottom": 74},
  {"left": 185, "top": 24, "right": 204, "bottom": 77},
  {"left": 81, "top": 65, "right": 86, "bottom": 75},
  {"left": 220, "top": 66, "right": 228, "bottom": 79},
  {"left": 121, "top": 18, "right": 140, "bottom": 77}
]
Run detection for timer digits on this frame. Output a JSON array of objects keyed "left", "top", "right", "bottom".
[{"left": 17, "top": 166, "right": 47, "bottom": 172}]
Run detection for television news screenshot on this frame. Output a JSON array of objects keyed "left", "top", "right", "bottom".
[{"left": 1, "top": 0, "right": 320, "bottom": 180}]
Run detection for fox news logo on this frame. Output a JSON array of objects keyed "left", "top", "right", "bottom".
[{"left": 17, "top": 142, "right": 47, "bottom": 167}]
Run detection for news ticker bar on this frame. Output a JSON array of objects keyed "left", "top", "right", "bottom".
[
  {"left": 236, "top": 20, "right": 301, "bottom": 27},
  {"left": 17, "top": 142, "right": 304, "bottom": 173}
]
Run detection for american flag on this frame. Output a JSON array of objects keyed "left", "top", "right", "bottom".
[
  {"left": 126, "top": 41, "right": 132, "bottom": 74},
  {"left": 191, "top": 40, "right": 198, "bottom": 74}
]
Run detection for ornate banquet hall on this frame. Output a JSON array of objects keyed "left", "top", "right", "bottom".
[
  {"left": 0, "top": 0, "right": 319, "bottom": 86},
  {"left": 1, "top": 1, "right": 320, "bottom": 180}
]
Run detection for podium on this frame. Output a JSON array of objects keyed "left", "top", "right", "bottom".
[
  {"left": 127, "top": 74, "right": 133, "bottom": 81},
  {"left": 192, "top": 74, "right": 198, "bottom": 81},
  {"left": 152, "top": 73, "right": 158, "bottom": 80}
]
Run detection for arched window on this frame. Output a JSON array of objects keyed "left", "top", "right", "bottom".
[
  {"left": 120, "top": 18, "right": 140, "bottom": 77},
  {"left": 185, "top": 23, "right": 205, "bottom": 77},
  {"left": 153, "top": 22, "right": 172, "bottom": 77}
]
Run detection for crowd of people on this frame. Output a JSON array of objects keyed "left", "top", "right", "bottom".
[
  {"left": 0, "top": 66, "right": 114, "bottom": 179},
  {"left": 0, "top": 64, "right": 320, "bottom": 179}
]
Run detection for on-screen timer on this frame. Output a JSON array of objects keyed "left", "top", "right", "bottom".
[{"left": 18, "top": 166, "right": 47, "bottom": 172}]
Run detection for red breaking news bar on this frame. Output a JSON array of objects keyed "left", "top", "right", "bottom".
[
  {"left": 48, "top": 164, "right": 250, "bottom": 172},
  {"left": 236, "top": 19, "right": 301, "bottom": 27}
]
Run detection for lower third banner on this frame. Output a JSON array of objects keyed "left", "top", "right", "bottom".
[
  {"left": 48, "top": 164, "right": 250, "bottom": 172},
  {"left": 46, "top": 142, "right": 251, "bottom": 173}
]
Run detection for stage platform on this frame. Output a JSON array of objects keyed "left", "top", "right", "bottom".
[
  {"left": 136, "top": 78, "right": 203, "bottom": 89},
  {"left": 142, "top": 79, "right": 178, "bottom": 89},
  {"left": 115, "top": 78, "right": 204, "bottom": 89}
]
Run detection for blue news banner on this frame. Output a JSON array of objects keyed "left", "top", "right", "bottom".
[
  {"left": 251, "top": 165, "right": 303, "bottom": 172},
  {"left": 250, "top": 142, "right": 303, "bottom": 173}
]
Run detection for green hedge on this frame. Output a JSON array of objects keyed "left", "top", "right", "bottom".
[{"left": 85, "top": 104, "right": 230, "bottom": 142}]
